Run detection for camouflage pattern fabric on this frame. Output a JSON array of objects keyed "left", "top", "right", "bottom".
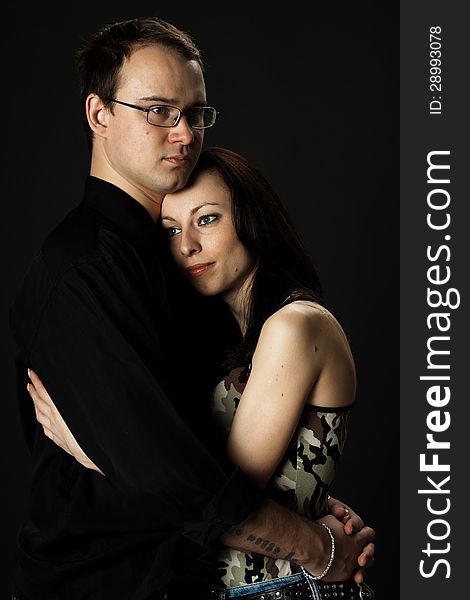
[{"left": 211, "top": 365, "right": 353, "bottom": 587}]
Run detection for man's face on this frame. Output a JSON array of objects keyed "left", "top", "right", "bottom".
[{"left": 97, "top": 45, "right": 207, "bottom": 215}]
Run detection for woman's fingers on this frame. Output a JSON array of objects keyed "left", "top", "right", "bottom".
[
  {"left": 329, "top": 503, "right": 350, "bottom": 522},
  {"left": 27, "top": 374, "right": 70, "bottom": 454},
  {"left": 28, "top": 369, "right": 52, "bottom": 402},
  {"left": 27, "top": 382, "right": 51, "bottom": 428},
  {"left": 343, "top": 512, "right": 363, "bottom": 535},
  {"left": 26, "top": 369, "right": 102, "bottom": 474},
  {"left": 27, "top": 370, "right": 63, "bottom": 429},
  {"left": 327, "top": 497, "right": 363, "bottom": 532}
]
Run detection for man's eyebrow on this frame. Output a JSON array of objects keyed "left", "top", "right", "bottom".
[
  {"left": 138, "top": 96, "right": 207, "bottom": 107},
  {"left": 161, "top": 202, "right": 221, "bottom": 222},
  {"left": 139, "top": 95, "right": 176, "bottom": 104}
]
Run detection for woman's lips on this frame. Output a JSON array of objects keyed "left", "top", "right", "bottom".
[{"left": 185, "top": 262, "right": 215, "bottom": 277}]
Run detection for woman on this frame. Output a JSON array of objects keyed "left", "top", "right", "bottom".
[{"left": 28, "top": 148, "right": 373, "bottom": 598}]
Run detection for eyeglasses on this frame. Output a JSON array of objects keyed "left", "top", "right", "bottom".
[{"left": 107, "top": 98, "right": 218, "bottom": 129}]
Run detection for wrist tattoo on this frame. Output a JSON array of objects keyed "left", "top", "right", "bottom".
[
  {"left": 228, "top": 526, "right": 300, "bottom": 560},
  {"left": 247, "top": 534, "right": 280, "bottom": 554}
]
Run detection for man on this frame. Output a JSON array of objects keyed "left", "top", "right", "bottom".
[{"left": 10, "top": 17, "right": 374, "bottom": 599}]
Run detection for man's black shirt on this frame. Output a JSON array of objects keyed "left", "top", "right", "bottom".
[{"left": 10, "top": 176, "right": 262, "bottom": 599}]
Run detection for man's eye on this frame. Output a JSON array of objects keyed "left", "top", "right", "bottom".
[
  {"left": 166, "top": 227, "right": 181, "bottom": 238},
  {"left": 151, "top": 106, "right": 171, "bottom": 117},
  {"left": 199, "top": 215, "right": 217, "bottom": 226}
]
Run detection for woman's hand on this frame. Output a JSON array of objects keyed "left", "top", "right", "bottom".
[{"left": 27, "top": 369, "right": 103, "bottom": 475}]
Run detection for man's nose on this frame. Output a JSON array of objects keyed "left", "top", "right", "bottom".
[{"left": 168, "top": 115, "right": 196, "bottom": 145}]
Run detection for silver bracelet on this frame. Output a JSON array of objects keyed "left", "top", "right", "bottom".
[{"left": 303, "top": 522, "right": 336, "bottom": 581}]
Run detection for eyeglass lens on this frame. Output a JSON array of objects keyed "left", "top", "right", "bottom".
[{"left": 147, "top": 106, "right": 216, "bottom": 128}]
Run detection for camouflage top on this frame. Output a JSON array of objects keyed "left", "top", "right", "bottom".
[{"left": 210, "top": 364, "right": 353, "bottom": 587}]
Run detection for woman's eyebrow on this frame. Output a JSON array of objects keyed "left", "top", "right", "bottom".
[
  {"left": 189, "top": 202, "right": 221, "bottom": 215},
  {"left": 161, "top": 202, "right": 221, "bottom": 222}
]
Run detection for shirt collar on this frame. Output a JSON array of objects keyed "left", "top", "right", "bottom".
[{"left": 82, "top": 176, "right": 162, "bottom": 249}]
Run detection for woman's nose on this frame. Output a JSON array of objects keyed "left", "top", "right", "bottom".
[{"left": 179, "top": 230, "right": 202, "bottom": 256}]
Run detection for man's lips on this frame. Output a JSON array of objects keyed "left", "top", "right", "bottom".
[
  {"left": 164, "top": 155, "right": 191, "bottom": 166},
  {"left": 185, "top": 262, "right": 215, "bottom": 277}
]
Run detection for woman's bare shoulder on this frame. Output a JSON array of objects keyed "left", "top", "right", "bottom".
[
  {"left": 260, "top": 301, "right": 354, "bottom": 374},
  {"left": 262, "top": 301, "right": 345, "bottom": 342}
]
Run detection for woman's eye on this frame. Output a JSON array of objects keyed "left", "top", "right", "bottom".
[
  {"left": 199, "top": 215, "right": 217, "bottom": 226},
  {"left": 166, "top": 226, "right": 181, "bottom": 238}
]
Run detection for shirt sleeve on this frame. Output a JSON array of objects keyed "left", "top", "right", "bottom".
[{"left": 12, "top": 249, "right": 263, "bottom": 549}]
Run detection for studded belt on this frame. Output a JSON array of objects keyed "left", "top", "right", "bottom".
[
  {"left": 222, "top": 579, "right": 374, "bottom": 600},
  {"left": 317, "top": 581, "right": 374, "bottom": 600},
  {"left": 154, "top": 579, "right": 374, "bottom": 600}
]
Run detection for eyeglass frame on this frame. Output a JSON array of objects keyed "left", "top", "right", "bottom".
[{"left": 106, "top": 98, "right": 218, "bottom": 129}]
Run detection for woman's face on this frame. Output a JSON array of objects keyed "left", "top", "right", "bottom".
[{"left": 161, "top": 170, "right": 256, "bottom": 299}]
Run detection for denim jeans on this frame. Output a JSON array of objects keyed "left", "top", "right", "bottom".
[{"left": 215, "top": 570, "right": 321, "bottom": 599}]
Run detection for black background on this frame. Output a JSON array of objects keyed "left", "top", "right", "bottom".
[{"left": 2, "top": 2, "right": 398, "bottom": 598}]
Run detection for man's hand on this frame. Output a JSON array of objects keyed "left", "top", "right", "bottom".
[
  {"left": 222, "top": 497, "right": 374, "bottom": 586},
  {"left": 27, "top": 369, "right": 103, "bottom": 475},
  {"left": 300, "top": 514, "right": 375, "bottom": 583},
  {"left": 327, "top": 496, "right": 375, "bottom": 584}
]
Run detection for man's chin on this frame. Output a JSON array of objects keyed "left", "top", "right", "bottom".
[{"left": 162, "top": 172, "right": 193, "bottom": 194}]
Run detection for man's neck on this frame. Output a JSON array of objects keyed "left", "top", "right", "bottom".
[{"left": 89, "top": 162, "right": 163, "bottom": 223}]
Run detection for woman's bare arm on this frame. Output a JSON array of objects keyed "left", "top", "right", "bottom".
[{"left": 227, "top": 303, "right": 354, "bottom": 488}]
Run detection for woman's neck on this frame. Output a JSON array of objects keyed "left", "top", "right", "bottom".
[{"left": 222, "top": 269, "right": 256, "bottom": 336}]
